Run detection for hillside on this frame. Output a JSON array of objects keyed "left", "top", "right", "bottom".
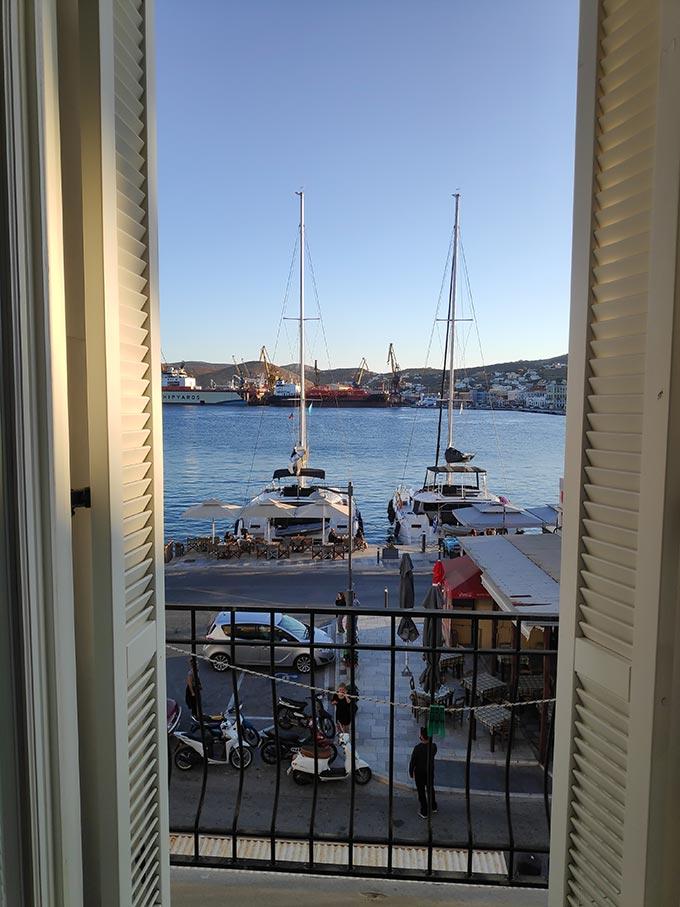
[{"left": 169, "top": 354, "right": 568, "bottom": 392}]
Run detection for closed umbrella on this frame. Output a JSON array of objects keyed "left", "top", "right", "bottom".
[
  {"left": 180, "top": 499, "right": 242, "bottom": 542},
  {"left": 397, "top": 553, "right": 419, "bottom": 676},
  {"left": 419, "top": 584, "right": 444, "bottom": 694}
]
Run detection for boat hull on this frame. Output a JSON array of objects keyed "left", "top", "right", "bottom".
[
  {"left": 162, "top": 390, "right": 246, "bottom": 405},
  {"left": 266, "top": 392, "right": 391, "bottom": 408}
]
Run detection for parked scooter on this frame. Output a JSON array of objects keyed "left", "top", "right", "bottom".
[
  {"left": 189, "top": 702, "right": 260, "bottom": 748},
  {"left": 174, "top": 716, "right": 252, "bottom": 770},
  {"left": 287, "top": 732, "right": 371, "bottom": 785},
  {"left": 259, "top": 721, "right": 337, "bottom": 765},
  {"left": 276, "top": 692, "right": 335, "bottom": 740}
]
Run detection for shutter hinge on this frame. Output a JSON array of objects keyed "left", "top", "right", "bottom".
[{"left": 70, "top": 487, "right": 91, "bottom": 516}]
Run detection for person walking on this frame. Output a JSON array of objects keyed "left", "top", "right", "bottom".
[
  {"left": 335, "top": 591, "right": 347, "bottom": 633},
  {"left": 185, "top": 657, "right": 201, "bottom": 719},
  {"left": 409, "top": 726, "right": 438, "bottom": 818},
  {"left": 330, "top": 682, "right": 358, "bottom": 733}
]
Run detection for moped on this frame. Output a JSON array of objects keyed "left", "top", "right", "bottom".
[
  {"left": 189, "top": 702, "right": 260, "bottom": 748},
  {"left": 174, "top": 717, "right": 252, "bottom": 770},
  {"left": 276, "top": 691, "right": 335, "bottom": 740},
  {"left": 287, "top": 732, "right": 371, "bottom": 785},
  {"left": 259, "top": 721, "right": 336, "bottom": 765}
]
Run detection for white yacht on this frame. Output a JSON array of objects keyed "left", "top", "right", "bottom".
[
  {"left": 240, "top": 192, "right": 361, "bottom": 541},
  {"left": 388, "top": 194, "right": 501, "bottom": 545}
]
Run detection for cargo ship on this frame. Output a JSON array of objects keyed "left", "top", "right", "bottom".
[
  {"left": 162, "top": 365, "right": 246, "bottom": 405},
  {"left": 265, "top": 378, "right": 390, "bottom": 408}
]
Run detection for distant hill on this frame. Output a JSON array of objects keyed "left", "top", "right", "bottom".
[{"left": 168, "top": 354, "right": 568, "bottom": 391}]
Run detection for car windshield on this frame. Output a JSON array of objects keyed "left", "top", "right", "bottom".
[{"left": 277, "top": 614, "right": 308, "bottom": 639}]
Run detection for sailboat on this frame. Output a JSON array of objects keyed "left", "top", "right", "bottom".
[
  {"left": 240, "top": 192, "right": 360, "bottom": 541},
  {"left": 387, "top": 194, "right": 501, "bottom": 545}
]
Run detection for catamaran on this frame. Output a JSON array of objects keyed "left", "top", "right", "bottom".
[
  {"left": 239, "top": 192, "right": 361, "bottom": 541},
  {"left": 388, "top": 194, "right": 502, "bottom": 545}
]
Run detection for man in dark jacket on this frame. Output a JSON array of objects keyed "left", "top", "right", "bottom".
[{"left": 409, "top": 727, "right": 438, "bottom": 818}]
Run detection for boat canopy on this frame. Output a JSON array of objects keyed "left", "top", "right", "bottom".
[
  {"left": 272, "top": 467, "right": 326, "bottom": 480},
  {"left": 426, "top": 464, "right": 487, "bottom": 475}
]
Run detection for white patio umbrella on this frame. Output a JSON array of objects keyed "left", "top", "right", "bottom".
[
  {"left": 238, "top": 500, "right": 298, "bottom": 542},
  {"left": 180, "top": 498, "right": 242, "bottom": 542},
  {"left": 292, "top": 500, "right": 350, "bottom": 541}
]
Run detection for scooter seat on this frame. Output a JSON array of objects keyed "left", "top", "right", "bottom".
[
  {"left": 264, "top": 727, "right": 306, "bottom": 743},
  {"left": 280, "top": 696, "right": 308, "bottom": 709},
  {"left": 300, "top": 746, "right": 334, "bottom": 759}
]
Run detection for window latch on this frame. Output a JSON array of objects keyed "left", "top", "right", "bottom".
[{"left": 71, "top": 487, "right": 91, "bottom": 516}]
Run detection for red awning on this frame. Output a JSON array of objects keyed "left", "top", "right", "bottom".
[{"left": 441, "top": 556, "right": 490, "bottom": 600}]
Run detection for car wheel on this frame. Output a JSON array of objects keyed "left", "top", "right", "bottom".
[
  {"left": 229, "top": 745, "right": 253, "bottom": 770},
  {"left": 174, "top": 746, "right": 195, "bottom": 771},
  {"left": 211, "top": 653, "right": 231, "bottom": 672},
  {"left": 293, "top": 654, "right": 312, "bottom": 674}
]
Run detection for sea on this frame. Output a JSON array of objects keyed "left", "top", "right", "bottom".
[{"left": 162, "top": 405, "right": 565, "bottom": 545}]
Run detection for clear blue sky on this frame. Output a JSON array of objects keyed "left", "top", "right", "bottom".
[{"left": 156, "top": 1, "right": 578, "bottom": 372}]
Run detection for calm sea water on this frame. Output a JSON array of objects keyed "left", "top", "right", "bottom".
[{"left": 162, "top": 406, "right": 566, "bottom": 544}]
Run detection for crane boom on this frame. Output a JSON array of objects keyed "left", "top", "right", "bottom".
[
  {"left": 353, "top": 357, "right": 369, "bottom": 387},
  {"left": 387, "top": 343, "right": 401, "bottom": 398},
  {"left": 259, "top": 346, "right": 279, "bottom": 389}
]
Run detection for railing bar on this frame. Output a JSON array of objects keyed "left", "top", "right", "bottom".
[
  {"left": 230, "top": 609, "right": 246, "bottom": 863},
  {"left": 387, "top": 615, "right": 396, "bottom": 873},
  {"left": 189, "top": 612, "right": 207, "bottom": 862},
  {"left": 268, "top": 612, "right": 281, "bottom": 865},
  {"left": 348, "top": 610, "right": 357, "bottom": 873},
  {"left": 308, "top": 623, "right": 318, "bottom": 868},
  {"left": 465, "top": 616, "right": 479, "bottom": 878},
  {"left": 166, "top": 600, "right": 556, "bottom": 622},
  {"left": 169, "top": 633, "right": 555, "bottom": 658},
  {"left": 425, "top": 609, "right": 437, "bottom": 876},
  {"left": 504, "top": 620, "right": 522, "bottom": 881},
  {"left": 544, "top": 636, "right": 556, "bottom": 829}
]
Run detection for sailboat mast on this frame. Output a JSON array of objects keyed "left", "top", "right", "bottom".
[
  {"left": 297, "top": 191, "right": 307, "bottom": 474},
  {"left": 446, "top": 193, "right": 460, "bottom": 450}
]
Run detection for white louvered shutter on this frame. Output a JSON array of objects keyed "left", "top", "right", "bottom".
[
  {"left": 81, "top": 0, "right": 169, "bottom": 904},
  {"left": 551, "top": 2, "right": 680, "bottom": 905}
]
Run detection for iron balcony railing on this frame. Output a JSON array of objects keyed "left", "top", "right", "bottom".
[{"left": 166, "top": 603, "right": 557, "bottom": 887}]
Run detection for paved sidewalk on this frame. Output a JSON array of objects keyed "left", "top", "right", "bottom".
[
  {"left": 167, "top": 542, "right": 441, "bottom": 576},
  {"left": 336, "top": 616, "right": 542, "bottom": 794}
]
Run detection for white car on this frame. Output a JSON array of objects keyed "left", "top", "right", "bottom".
[{"left": 203, "top": 611, "right": 335, "bottom": 674}]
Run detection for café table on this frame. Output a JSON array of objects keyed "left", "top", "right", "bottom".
[
  {"left": 473, "top": 704, "right": 512, "bottom": 752},
  {"left": 461, "top": 671, "right": 507, "bottom": 706},
  {"left": 517, "top": 674, "right": 544, "bottom": 702}
]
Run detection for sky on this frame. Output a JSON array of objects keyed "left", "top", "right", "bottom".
[{"left": 156, "top": 2, "right": 578, "bottom": 373}]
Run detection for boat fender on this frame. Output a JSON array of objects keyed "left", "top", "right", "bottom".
[{"left": 387, "top": 499, "right": 395, "bottom": 524}]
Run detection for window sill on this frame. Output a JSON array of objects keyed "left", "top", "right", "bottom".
[{"left": 171, "top": 867, "right": 548, "bottom": 906}]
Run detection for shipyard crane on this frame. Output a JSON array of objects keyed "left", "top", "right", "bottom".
[
  {"left": 387, "top": 343, "right": 401, "bottom": 398},
  {"left": 352, "top": 357, "right": 370, "bottom": 388},
  {"left": 259, "top": 346, "right": 279, "bottom": 389}
]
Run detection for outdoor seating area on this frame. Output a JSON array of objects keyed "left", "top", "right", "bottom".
[{"left": 180, "top": 532, "right": 366, "bottom": 562}]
